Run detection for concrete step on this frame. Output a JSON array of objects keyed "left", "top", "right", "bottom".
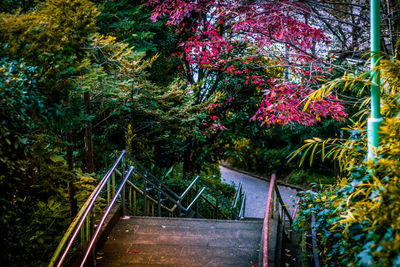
[{"left": 96, "top": 216, "right": 263, "bottom": 267}]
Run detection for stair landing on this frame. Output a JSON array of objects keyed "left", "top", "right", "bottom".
[{"left": 96, "top": 216, "right": 262, "bottom": 267}]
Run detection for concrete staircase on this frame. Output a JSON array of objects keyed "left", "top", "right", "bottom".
[{"left": 96, "top": 216, "right": 263, "bottom": 267}]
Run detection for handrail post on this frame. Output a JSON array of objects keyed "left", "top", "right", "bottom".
[
  {"left": 90, "top": 209, "right": 95, "bottom": 266},
  {"left": 311, "top": 212, "right": 321, "bottom": 267},
  {"left": 121, "top": 156, "right": 126, "bottom": 217},
  {"left": 275, "top": 188, "right": 279, "bottom": 216},
  {"left": 112, "top": 172, "right": 115, "bottom": 198},
  {"left": 194, "top": 184, "right": 199, "bottom": 218},
  {"left": 107, "top": 178, "right": 110, "bottom": 205},
  {"left": 238, "top": 192, "right": 246, "bottom": 219},
  {"left": 128, "top": 186, "right": 132, "bottom": 210},
  {"left": 243, "top": 192, "right": 246, "bottom": 218},
  {"left": 143, "top": 179, "right": 147, "bottom": 216},
  {"left": 215, "top": 198, "right": 219, "bottom": 219},
  {"left": 157, "top": 181, "right": 161, "bottom": 217},
  {"left": 133, "top": 190, "right": 137, "bottom": 216}
]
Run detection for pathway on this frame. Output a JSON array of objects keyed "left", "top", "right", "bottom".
[{"left": 220, "top": 166, "right": 299, "bottom": 218}]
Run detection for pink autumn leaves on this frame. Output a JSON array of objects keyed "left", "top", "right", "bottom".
[
  {"left": 252, "top": 81, "right": 347, "bottom": 126},
  {"left": 184, "top": 22, "right": 233, "bottom": 70},
  {"left": 149, "top": 0, "right": 347, "bottom": 127}
]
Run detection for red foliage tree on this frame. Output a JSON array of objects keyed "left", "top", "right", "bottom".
[{"left": 149, "top": 0, "right": 347, "bottom": 126}]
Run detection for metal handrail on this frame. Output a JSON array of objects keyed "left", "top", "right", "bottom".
[
  {"left": 125, "top": 154, "right": 181, "bottom": 200},
  {"left": 179, "top": 176, "right": 200, "bottom": 200},
  {"left": 291, "top": 199, "right": 300, "bottom": 219},
  {"left": 198, "top": 179, "right": 242, "bottom": 219},
  {"left": 131, "top": 167, "right": 202, "bottom": 213},
  {"left": 125, "top": 180, "right": 173, "bottom": 213},
  {"left": 232, "top": 182, "right": 242, "bottom": 209},
  {"left": 126, "top": 162, "right": 239, "bottom": 219},
  {"left": 261, "top": 173, "right": 295, "bottom": 267},
  {"left": 115, "top": 167, "right": 186, "bottom": 212},
  {"left": 274, "top": 183, "right": 293, "bottom": 224},
  {"left": 126, "top": 157, "right": 237, "bottom": 219},
  {"left": 238, "top": 191, "right": 246, "bottom": 219},
  {"left": 80, "top": 166, "right": 135, "bottom": 267},
  {"left": 186, "top": 187, "right": 206, "bottom": 210},
  {"left": 118, "top": 161, "right": 209, "bottom": 216},
  {"left": 311, "top": 212, "right": 321, "bottom": 267},
  {"left": 51, "top": 150, "right": 248, "bottom": 266},
  {"left": 262, "top": 174, "right": 276, "bottom": 267},
  {"left": 124, "top": 158, "right": 233, "bottom": 219},
  {"left": 200, "top": 195, "right": 230, "bottom": 220},
  {"left": 49, "top": 150, "right": 126, "bottom": 267}
]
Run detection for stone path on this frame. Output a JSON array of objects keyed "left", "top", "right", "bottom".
[{"left": 220, "top": 166, "right": 299, "bottom": 218}]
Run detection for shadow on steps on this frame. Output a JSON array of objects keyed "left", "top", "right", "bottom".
[{"left": 281, "top": 232, "right": 301, "bottom": 267}]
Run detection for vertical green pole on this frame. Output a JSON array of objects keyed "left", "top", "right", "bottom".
[{"left": 367, "top": 0, "right": 383, "bottom": 160}]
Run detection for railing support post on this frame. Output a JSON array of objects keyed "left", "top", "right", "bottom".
[
  {"left": 243, "top": 193, "right": 246, "bottom": 218},
  {"left": 107, "top": 179, "right": 110, "bottom": 205},
  {"left": 143, "top": 179, "right": 147, "bottom": 216},
  {"left": 112, "top": 172, "right": 115, "bottom": 198},
  {"left": 157, "top": 182, "right": 161, "bottom": 217},
  {"left": 215, "top": 199, "right": 219, "bottom": 219},
  {"left": 121, "top": 157, "right": 127, "bottom": 217},
  {"left": 195, "top": 184, "right": 199, "bottom": 218},
  {"left": 89, "top": 208, "right": 95, "bottom": 267},
  {"left": 133, "top": 190, "right": 137, "bottom": 216}
]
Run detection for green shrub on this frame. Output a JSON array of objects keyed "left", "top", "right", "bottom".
[{"left": 294, "top": 49, "right": 400, "bottom": 266}]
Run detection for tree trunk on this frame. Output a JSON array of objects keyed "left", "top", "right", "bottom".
[
  {"left": 66, "top": 94, "right": 78, "bottom": 218},
  {"left": 84, "top": 91, "right": 95, "bottom": 173},
  {"left": 183, "top": 137, "right": 194, "bottom": 180},
  {"left": 66, "top": 128, "right": 78, "bottom": 218}
]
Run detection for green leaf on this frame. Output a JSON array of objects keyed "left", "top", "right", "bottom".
[
  {"left": 358, "top": 250, "right": 373, "bottom": 266},
  {"left": 49, "top": 155, "right": 63, "bottom": 163}
]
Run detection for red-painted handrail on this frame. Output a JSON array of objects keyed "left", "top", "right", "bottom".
[
  {"left": 262, "top": 173, "right": 276, "bottom": 267},
  {"left": 261, "top": 174, "right": 296, "bottom": 267},
  {"left": 291, "top": 199, "right": 300, "bottom": 220}
]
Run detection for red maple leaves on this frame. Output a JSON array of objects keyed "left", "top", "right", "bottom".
[
  {"left": 149, "top": 0, "right": 347, "bottom": 127},
  {"left": 252, "top": 80, "right": 347, "bottom": 126}
]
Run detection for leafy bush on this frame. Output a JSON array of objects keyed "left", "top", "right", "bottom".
[
  {"left": 294, "top": 48, "right": 400, "bottom": 266},
  {"left": 225, "top": 137, "right": 296, "bottom": 176},
  {"left": 288, "top": 169, "right": 335, "bottom": 186},
  {"left": 160, "top": 162, "right": 234, "bottom": 199}
]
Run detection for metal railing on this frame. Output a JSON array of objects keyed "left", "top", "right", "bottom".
[
  {"left": 125, "top": 153, "right": 246, "bottom": 220},
  {"left": 80, "top": 166, "right": 134, "bottom": 266},
  {"left": 50, "top": 150, "right": 247, "bottom": 266},
  {"left": 232, "top": 182, "right": 246, "bottom": 219},
  {"left": 197, "top": 178, "right": 246, "bottom": 220},
  {"left": 299, "top": 209, "right": 320, "bottom": 267},
  {"left": 260, "top": 173, "right": 296, "bottom": 267},
  {"left": 49, "top": 150, "right": 127, "bottom": 267}
]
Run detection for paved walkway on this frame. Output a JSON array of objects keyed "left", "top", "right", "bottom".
[{"left": 220, "top": 166, "right": 299, "bottom": 218}]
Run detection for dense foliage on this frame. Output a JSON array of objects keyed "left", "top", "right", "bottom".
[
  {"left": 1, "top": 0, "right": 400, "bottom": 266},
  {"left": 294, "top": 44, "right": 400, "bottom": 266},
  {"left": 149, "top": 0, "right": 348, "bottom": 127},
  {"left": 0, "top": 0, "right": 205, "bottom": 265}
]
